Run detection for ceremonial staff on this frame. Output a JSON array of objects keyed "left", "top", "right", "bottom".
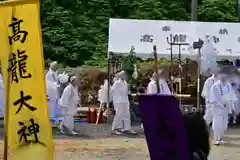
[
  {"left": 193, "top": 39, "right": 204, "bottom": 112},
  {"left": 3, "top": 7, "right": 15, "bottom": 160},
  {"left": 153, "top": 45, "right": 160, "bottom": 93}
]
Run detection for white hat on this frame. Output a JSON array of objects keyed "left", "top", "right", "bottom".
[
  {"left": 50, "top": 61, "right": 57, "bottom": 68},
  {"left": 115, "top": 70, "right": 126, "bottom": 78}
]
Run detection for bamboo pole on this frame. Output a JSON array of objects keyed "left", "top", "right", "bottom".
[{"left": 153, "top": 45, "right": 160, "bottom": 93}]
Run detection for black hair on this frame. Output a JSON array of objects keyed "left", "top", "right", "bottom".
[
  {"left": 182, "top": 114, "right": 210, "bottom": 157},
  {"left": 68, "top": 75, "right": 75, "bottom": 83}
]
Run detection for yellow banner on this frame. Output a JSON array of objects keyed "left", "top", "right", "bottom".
[{"left": 0, "top": 0, "right": 53, "bottom": 159}]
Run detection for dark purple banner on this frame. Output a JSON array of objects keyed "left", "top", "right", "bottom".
[{"left": 139, "top": 94, "right": 189, "bottom": 160}]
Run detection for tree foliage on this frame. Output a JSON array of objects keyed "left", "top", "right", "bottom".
[
  {"left": 1, "top": 0, "right": 234, "bottom": 67},
  {"left": 198, "top": 0, "right": 237, "bottom": 22}
]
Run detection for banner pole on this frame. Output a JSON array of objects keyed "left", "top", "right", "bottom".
[
  {"left": 3, "top": 8, "right": 15, "bottom": 160},
  {"left": 3, "top": 69, "right": 11, "bottom": 160},
  {"left": 196, "top": 48, "right": 201, "bottom": 112},
  {"left": 153, "top": 45, "right": 160, "bottom": 93}
]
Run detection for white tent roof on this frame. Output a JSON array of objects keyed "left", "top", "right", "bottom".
[{"left": 108, "top": 19, "right": 240, "bottom": 60}]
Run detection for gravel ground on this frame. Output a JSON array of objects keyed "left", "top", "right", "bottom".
[{"left": 0, "top": 123, "right": 240, "bottom": 159}]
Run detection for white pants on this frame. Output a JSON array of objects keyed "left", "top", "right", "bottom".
[
  {"left": 112, "top": 102, "right": 131, "bottom": 131},
  {"left": 212, "top": 107, "right": 228, "bottom": 141},
  {"left": 62, "top": 113, "right": 74, "bottom": 131},
  {"left": 48, "top": 99, "right": 56, "bottom": 118},
  {"left": 204, "top": 103, "right": 213, "bottom": 125}
]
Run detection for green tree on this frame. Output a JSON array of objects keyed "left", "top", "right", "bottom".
[
  {"left": 38, "top": 0, "right": 238, "bottom": 67},
  {"left": 198, "top": 0, "right": 237, "bottom": 22}
]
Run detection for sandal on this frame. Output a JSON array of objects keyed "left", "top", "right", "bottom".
[
  {"left": 112, "top": 130, "right": 123, "bottom": 135},
  {"left": 124, "top": 129, "right": 138, "bottom": 135}
]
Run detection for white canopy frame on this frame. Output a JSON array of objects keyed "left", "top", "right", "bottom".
[{"left": 106, "top": 18, "right": 240, "bottom": 118}]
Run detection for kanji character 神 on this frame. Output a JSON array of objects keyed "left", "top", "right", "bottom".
[{"left": 18, "top": 118, "right": 40, "bottom": 143}]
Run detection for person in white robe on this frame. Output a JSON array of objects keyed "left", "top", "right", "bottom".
[
  {"left": 209, "top": 71, "right": 237, "bottom": 145},
  {"left": 147, "top": 69, "right": 171, "bottom": 95},
  {"left": 229, "top": 75, "right": 240, "bottom": 123},
  {"left": 111, "top": 71, "right": 137, "bottom": 135},
  {"left": 46, "top": 61, "right": 58, "bottom": 82},
  {"left": 0, "top": 73, "right": 4, "bottom": 118},
  {"left": 201, "top": 73, "right": 218, "bottom": 125},
  {"left": 45, "top": 61, "right": 63, "bottom": 125},
  {"left": 59, "top": 75, "right": 79, "bottom": 135}
]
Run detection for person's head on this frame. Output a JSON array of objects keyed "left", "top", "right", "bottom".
[
  {"left": 217, "top": 72, "right": 228, "bottom": 83},
  {"left": 157, "top": 69, "right": 165, "bottom": 79},
  {"left": 182, "top": 114, "right": 210, "bottom": 157},
  {"left": 50, "top": 61, "right": 58, "bottom": 71},
  {"left": 115, "top": 70, "right": 128, "bottom": 81},
  {"left": 151, "top": 72, "right": 157, "bottom": 80},
  {"left": 68, "top": 75, "right": 77, "bottom": 86}
]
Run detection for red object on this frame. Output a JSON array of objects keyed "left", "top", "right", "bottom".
[
  {"left": 87, "top": 108, "right": 92, "bottom": 123},
  {"left": 87, "top": 108, "right": 97, "bottom": 123},
  {"left": 91, "top": 109, "right": 97, "bottom": 123}
]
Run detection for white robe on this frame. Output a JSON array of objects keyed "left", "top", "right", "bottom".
[
  {"left": 59, "top": 84, "right": 79, "bottom": 130},
  {"left": 111, "top": 78, "right": 131, "bottom": 131},
  {"left": 230, "top": 76, "right": 240, "bottom": 114},
  {"left": 45, "top": 68, "right": 62, "bottom": 121},
  {"left": 0, "top": 74, "right": 4, "bottom": 117},
  {"left": 147, "top": 78, "right": 171, "bottom": 95},
  {"left": 201, "top": 75, "right": 217, "bottom": 125},
  {"left": 209, "top": 80, "right": 236, "bottom": 141},
  {"left": 46, "top": 80, "right": 60, "bottom": 119},
  {"left": 46, "top": 68, "right": 58, "bottom": 82}
]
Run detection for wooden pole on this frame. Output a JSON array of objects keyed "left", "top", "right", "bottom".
[
  {"left": 196, "top": 48, "right": 201, "bottom": 111},
  {"left": 4, "top": 70, "right": 10, "bottom": 160},
  {"left": 3, "top": 8, "right": 15, "bottom": 160},
  {"left": 153, "top": 45, "right": 160, "bottom": 93}
]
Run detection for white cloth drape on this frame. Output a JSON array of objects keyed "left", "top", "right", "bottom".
[
  {"left": 200, "top": 36, "right": 217, "bottom": 75},
  {"left": 98, "top": 80, "right": 112, "bottom": 103}
]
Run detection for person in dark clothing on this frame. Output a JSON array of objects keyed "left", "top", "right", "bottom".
[{"left": 182, "top": 114, "right": 210, "bottom": 160}]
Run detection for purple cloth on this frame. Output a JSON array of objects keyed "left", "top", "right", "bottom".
[{"left": 139, "top": 94, "right": 189, "bottom": 160}]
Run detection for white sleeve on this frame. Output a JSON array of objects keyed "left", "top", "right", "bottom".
[
  {"left": 147, "top": 82, "right": 157, "bottom": 94},
  {"left": 201, "top": 79, "right": 208, "bottom": 99},
  {"left": 46, "top": 81, "right": 58, "bottom": 100},
  {"left": 59, "top": 86, "right": 71, "bottom": 108},
  {"left": 229, "top": 83, "right": 237, "bottom": 102},
  {"left": 163, "top": 82, "right": 171, "bottom": 95},
  {"left": 46, "top": 72, "right": 54, "bottom": 82},
  {"left": 111, "top": 81, "right": 118, "bottom": 91}
]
